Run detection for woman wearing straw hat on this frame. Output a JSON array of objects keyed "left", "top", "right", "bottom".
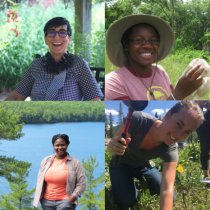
[{"left": 105, "top": 14, "right": 204, "bottom": 100}]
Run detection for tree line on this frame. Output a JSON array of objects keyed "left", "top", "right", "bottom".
[
  {"left": 106, "top": 0, "right": 210, "bottom": 52},
  {"left": 0, "top": 106, "right": 105, "bottom": 209},
  {"left": 105, "top": 102, "right": 123, "bottom": 138},
  {"left": 0, "top": 102, "right": 105, "bottom": 123}
]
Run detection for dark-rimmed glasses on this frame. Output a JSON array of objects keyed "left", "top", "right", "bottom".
[
  {"left": 46, "top": 30, "right": 69, "bottom": 38},
  {"left": 129, "top": 39, "right": 160, "bottom": 45}
]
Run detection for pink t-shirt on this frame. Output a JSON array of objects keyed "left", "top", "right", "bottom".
[{"left": 105, "top": 65, "right": 173, "bottom": 100}]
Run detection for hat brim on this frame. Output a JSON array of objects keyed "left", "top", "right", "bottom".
[{"left": 106, "top": 14, "right": 175, "bottom": 68}]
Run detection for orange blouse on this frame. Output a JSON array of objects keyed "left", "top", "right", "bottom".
[{"left": 44, "top": 156, "right": 69, "bottom": 200}]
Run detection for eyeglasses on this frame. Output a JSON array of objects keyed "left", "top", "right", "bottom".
[
  {"left": 46, "top": 30, "right": 69, "bottom": 38},
  {"left": 129, "top": 39, "right": 160, "bottom": 45}
]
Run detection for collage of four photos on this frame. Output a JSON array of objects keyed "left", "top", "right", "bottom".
[{"left": 0, "top": 0, "right": 210, "bottom": 209}]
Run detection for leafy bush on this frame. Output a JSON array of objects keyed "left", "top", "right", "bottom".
[
  {"left": 0, "top": 1, "right": 105, "bottom": 89},
  {"left": 105, "top": 143, "right": 210, "bottom": 209},
  {"left": 169, "top": 47, "right": 210, "bottom": 65}
]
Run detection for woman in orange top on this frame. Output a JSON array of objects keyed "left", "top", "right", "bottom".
[{"left": 33, "top": 134, "right": 86, "bottom": 209}]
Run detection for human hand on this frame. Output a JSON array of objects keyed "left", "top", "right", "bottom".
[
  {"left": 107, "top": 136, "right": 131, "bottom": 156},
  {"left": 68, "top": 195, "right": 76, "bottom": 204},
  {"left": 174, "top": 64, "right": 204, "bottom": 100}
]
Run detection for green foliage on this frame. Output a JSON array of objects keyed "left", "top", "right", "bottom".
[
  {"left": 105, "top": 149, "right": 111, "bottom": 183},
  {"left": 105, "top": 114, "right": 109, "bottom": 138},
  {"left": 0, "top": 1, "right": 105, "bottom": 89},
  {"left": 0, "top": 105, "right": 24, "bottom": 140},
  {"left": 117, "top": 102, "right": 123, "bottom": 125},
  {"left": 200, "top": 32, "right": 210, "bottom": 44},
  {"left": 0, "top": 161, "right": 41, "bottom": 210},
  {"left": 80, "top": 155, "right": 105, "bottom": 210},
  {"left": 0, "top": 102, "right": 40, "bottom": 209},
  {"left": 1, "top": 101, "right": 105, "bottom": 123},
  {"left": 105, "top": 0, "right": 140, "bottom": 30},
  {"left": 155, "top": 112, "right": 158, "bottom": 118},
  {"left": 105, "top": 143, "right": 210, "bottom": 209},
  {"left": 97, "top": 186, "right": 105, "bottom": 210},
  {"left": 109, "top": 113, "right": 114, "bottom": 138},
  {"left": 0, "top": 157, "right": 25, "bottom": 183}
]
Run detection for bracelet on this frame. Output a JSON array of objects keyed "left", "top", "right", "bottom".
[{"left": 171, "top": 93, "right": 176, "bottom": 100}]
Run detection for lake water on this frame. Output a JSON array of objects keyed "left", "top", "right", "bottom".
[{"left": 0, "top": 122, "right": 105, "bottom": 209}]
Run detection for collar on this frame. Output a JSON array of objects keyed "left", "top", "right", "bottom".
[
  {"left": 125, "top": 65, "right": 153, "bottom": 78},
  {"left": 49, "top": 153, "right": 73, "bottom": 161}
]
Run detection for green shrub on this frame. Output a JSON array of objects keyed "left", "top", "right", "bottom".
[
  {"left": 0, "top": 1, "right": 105, "bottom": 89},
  {"left": 105, "top": 143, "right": 210, "bottom": 209}
]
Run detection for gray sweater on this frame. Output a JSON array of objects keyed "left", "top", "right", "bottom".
[{"left": 119, "top": 111, "right": 178, "bottom": 167}]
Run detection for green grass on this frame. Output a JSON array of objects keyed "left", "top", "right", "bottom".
[
  {"left": 105, "top": 51, "right": 119, "bottom": 75},
  {"left": 105, "top": 143, "right": 210, "bottom": 210}
]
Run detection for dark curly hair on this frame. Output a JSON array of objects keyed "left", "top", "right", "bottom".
[
  {"left": 52, "top": 134, "right": 70, "bottom": 146},
  {"left": 44, "top": 17, "right": 72, "bottom": 37}
]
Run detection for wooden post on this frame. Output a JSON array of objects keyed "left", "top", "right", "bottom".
[{"left": 74, "top": 0, "right": 92, "bottom": 62}]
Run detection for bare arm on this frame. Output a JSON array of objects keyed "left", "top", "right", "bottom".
[
  {"left": 4, "top": 92, "right": 27, "bottom": 101},
  {"left": 160, "top": 161, "right": 177, "bottom": 210},
  {"left": 89, "top": 97, "right": 101, "bottom": 101},
  {"left": 167, "top": 64, "right": 204, "bottom": 100}
]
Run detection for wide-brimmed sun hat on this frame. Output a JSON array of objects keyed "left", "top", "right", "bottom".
[{"left": 106, "top": 14, "right": 175, "bottom": 68}]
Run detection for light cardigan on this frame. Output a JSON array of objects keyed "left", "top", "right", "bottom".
[{"left": 33, "top": 153, "right": 86, "bottom": 207}]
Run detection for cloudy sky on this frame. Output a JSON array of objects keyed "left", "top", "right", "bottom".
[{"left": 105, "top": 101, "right": 180, "bottom": 125}]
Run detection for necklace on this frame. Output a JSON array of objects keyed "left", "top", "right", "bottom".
[
  {"left": 127, "top": 54, "right": 157, "bottom": 100},
  {"left": 132, "top": 63, "right": 157, "bottom": 100},
  {"left": 42, "top": 51, "right": 74, "bottom": 75}
]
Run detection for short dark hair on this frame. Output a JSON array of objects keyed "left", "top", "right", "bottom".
[
  {"left": 121, "top": 23, "right": 160, "bottom": 48},
  {"left": 44, "top": 17, "right": 72, "bottom": 37},
  {"left": 52, "top": 134, "right": 70, "bottom": 145}
]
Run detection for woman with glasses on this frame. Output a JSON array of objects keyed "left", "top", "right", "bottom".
[
  {"left": 5, "top": 17, "right": 103, "bottom": 101},
  {"left": 105, "top": 14, "right": 204, "bottom": 100}
]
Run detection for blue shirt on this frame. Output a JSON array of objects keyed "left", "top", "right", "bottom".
[{"left": 15, "top": 55, "right": 103, "bottom": 101}]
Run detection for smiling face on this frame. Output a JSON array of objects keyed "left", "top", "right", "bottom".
[
  {"left": 162, "top": 109, "right": 200, "bottom": 146},
  {"left": 44, "top": 25, "right": 71, "bottom": 61},
  {"left": 53, "top": 138, "right": 68, "bottom": 158},
  {"left": 124, "top": 24, "right": 159, "bottom": 69}
]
